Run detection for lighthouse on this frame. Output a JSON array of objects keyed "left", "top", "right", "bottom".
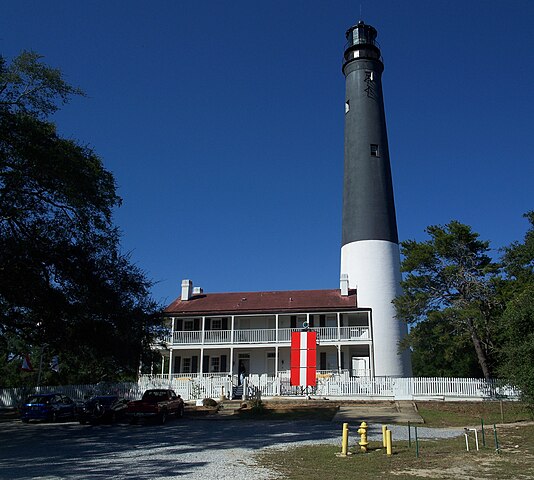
[{"left": 340, "top": 21, "right": 412, "bottom": 376}]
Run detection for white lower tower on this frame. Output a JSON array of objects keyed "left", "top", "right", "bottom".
[{"left": 340, "top": 21, "right": 411, "bottom": 377}]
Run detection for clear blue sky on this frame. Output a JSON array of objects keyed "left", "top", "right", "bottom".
[{"left": 2, "top": 1, "right": 533, "bottom": 305}]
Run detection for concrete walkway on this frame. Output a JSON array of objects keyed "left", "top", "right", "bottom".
[{"left": 332, "top": 401, "right": 424, "bottom": 424}]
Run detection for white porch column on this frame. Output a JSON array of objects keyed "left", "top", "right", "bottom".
[
  {"left": 370, "top": 342, "right": 375, "bottom": 378},
  {"left": 337, "top": 344, "right": 342, "bottom": 374},
  {"left": 336, "top": 312, "right": 341, "bottom": 341},
  {"left": 231, "top": 315, "right": 235, "bottom": 344},
  {"left": 199, "top": 316, "right": 206, "bottom": 377},
  {"left": 229, "top": 347, "right": 234, "bottom": 377},
  {"left": 161, "top": 355, "right": 165, "bottom": 375},
  {"left": 275, "top": 314, "right": 279, "bottom": 343},
  {"left": 275, "top": 345, "right": 279, "bottom": 377},
  {"left": 168, "top": 348, "right": 173, "bottom": 379},
  {"left": 171, "top": 317, "right": 175, "bottom": 344}
]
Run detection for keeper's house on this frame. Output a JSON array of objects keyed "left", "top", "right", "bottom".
[{"left": 160, "top": 279, "right": 373, "bottom": 381}]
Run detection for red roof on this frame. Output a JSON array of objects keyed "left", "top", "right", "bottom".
[{"left": 164, "top": 289, "right": 357, "bottom": 315}]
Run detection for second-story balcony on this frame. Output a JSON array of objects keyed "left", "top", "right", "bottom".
[{"left": 169, "top": 326, "right": 370, "bottom": 346}]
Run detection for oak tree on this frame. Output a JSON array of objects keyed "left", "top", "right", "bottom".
[
  {"left": 0, "top": 51, "right": 161, "bottom": 385},
  {"left": 394, "top": 221, "right": 502, "bottom": 380}
]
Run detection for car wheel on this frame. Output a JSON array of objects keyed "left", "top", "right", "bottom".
[
  {"left": 159, "top": 411, "right": 167, "bottom": 425},
  {"left": 93, "top": 403, "right": 104, "bottom": 419},
  {"left": 177, "top": 405, "right": 184, "bottom": 418},
  {"left": 51, "top": 412, "right": 58, "bottom": 423}
]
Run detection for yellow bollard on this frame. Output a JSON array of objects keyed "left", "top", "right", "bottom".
[
  {"left": 341, "top": 422, "right": 349, "bottom": 456},
  {"left": 357, "top": 421, "right": 369, "bottom": 452},
  {"left": 386, "top": 428, "right": 392, "bottom": 456},
  {"left": 382, "top": 425, "right": 388, "bottom": 447}
]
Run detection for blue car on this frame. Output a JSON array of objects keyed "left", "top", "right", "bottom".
[{"left": 20, "top": 393, "right": 77, "bottom": 423}]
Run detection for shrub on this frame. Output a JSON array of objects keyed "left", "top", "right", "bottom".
[{"left": 202, "top": 398, "right": 218, "bottom": 407}]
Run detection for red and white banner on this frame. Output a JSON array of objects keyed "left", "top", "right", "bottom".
[
  {"left": 21, "top": 354, "right": 33, "bottom": 372},
  {"left": 290, "top": 331, "right": 317, "bottom": 387}
]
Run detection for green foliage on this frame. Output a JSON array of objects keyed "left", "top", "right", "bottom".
[
  {"left": 250, "top": 397, "right": 265, "bottom": 414},
  {"left": 502, "top": 211, "right": 534, "bottom": 286},
  {"left": 497, "top": 286, "right": 534, "bottom": 404},
  {"left": 407, "top": 312, "right": 483, "bottom": 377},
  {"left": 202, "top": 398, "right": 218, "bottom": 407},
  {"left": 0, "top": 51, "right": 83, "bottom": 118},
  {"left": 0, "top": 51, "right": 161, "bottom": 386},
  {"left": 498, "top": 213, "right": 534, "bottom": 405},
  {"left": 395, "top": 221, "right": 503, "bottom": 379}
]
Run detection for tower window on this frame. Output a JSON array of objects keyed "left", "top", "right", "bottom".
[
  {"left": 370, "top": 144, "right": 379, "bottom": 157},
  {"left": 345, "top": 100, "right": 350, "bottom": 114}
]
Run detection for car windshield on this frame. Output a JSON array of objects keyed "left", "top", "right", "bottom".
[
  {"left": 94, "top": 396, "right": 118, "bottom": 405},
  {"left": 26, "top": 396, "right": 51, "bottom": 404},
  {"left": 144, "top": 391, "right": 168, "bottom": 401}
]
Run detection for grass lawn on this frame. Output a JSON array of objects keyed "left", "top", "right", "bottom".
[
  {"left": 256, "top": 402, "right": 534, "bottom": 479},
  {"left": 415, "top": 401, "right": 532, "bottom": 427}
]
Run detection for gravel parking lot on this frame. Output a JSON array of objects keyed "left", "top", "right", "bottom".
[{"left": 0, "top": 417, "right": 463, "bottom": 480}]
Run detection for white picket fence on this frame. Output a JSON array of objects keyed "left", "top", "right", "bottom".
[
  {"left": 0, "top": 382, "right": 143, "bottom": 408},
  {"left": 0, "top": 375, "right": 520, "bottom": 408},
  {"left": 256, "top": 374, "right": 519, "bottom": 400}
]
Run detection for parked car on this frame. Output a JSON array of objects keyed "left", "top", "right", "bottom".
[
  {"left": 78, "top": 395, "right": 129, "bottom": 425},
  {"left": 127, "top": 389, "right": 184, "bottom": 424},
  {"left": 20, "top": 393, "right": 77, "bottom": 423}
]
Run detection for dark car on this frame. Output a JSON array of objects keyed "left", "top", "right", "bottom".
[
  {"left": 78, "top": 395, "right": 128, "bottom": 424},
  {"left": 20, "top": 393, "right": 77, "bottom": 423}
]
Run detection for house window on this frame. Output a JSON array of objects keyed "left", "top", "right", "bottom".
[
  {"left": 211, "top": 318, "right": 222, "bottom": 330},
  {"left": 183, "top": 319, "right": 194, "bottom": 331},
  {"left": 370, "top": 144, "right": 379, "bottom": 157},
  {"left": 210, "top": 357, "right": 220, "bottom": 373},
  {"left": 182, "top": 357, "right": 191, "bottom": 373}
]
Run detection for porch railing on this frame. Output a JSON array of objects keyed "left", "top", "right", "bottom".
[{"left": 169, "top": 326, "right": 370, "bottom": 345}]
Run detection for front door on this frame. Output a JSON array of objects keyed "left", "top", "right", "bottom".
[
  {"left": 266, "top": 352, "right": 275, "bottom": 376},
  {"left": 238, "top": 353, "right": 250, "bottom": 384},
  {"left": 351, "top": 356, "right": 369, "bottom": 377}
]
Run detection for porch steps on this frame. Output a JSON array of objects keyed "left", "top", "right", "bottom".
[
  {"left": 217, "top": 400, "right": 243, "bottom": 417},
  {"left": 232, "top": 385, "right": 244, "bottom": 400}
]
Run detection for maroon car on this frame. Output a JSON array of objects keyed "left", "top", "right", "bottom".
[{"left": 127, "top": 389, "right": 184, "bottom": 424}]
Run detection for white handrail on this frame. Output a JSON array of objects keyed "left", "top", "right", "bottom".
[{"left": 170, "top": 326, "right": 371, "bottom": 345}]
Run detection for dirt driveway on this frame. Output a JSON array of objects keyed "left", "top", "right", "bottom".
[{"left": 0, "top": 416, "right": 461, "bottom": 480}]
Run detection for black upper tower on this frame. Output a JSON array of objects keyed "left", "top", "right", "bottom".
[{"left": 341, "top": 21, "right": 399, "bottom": 247}]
